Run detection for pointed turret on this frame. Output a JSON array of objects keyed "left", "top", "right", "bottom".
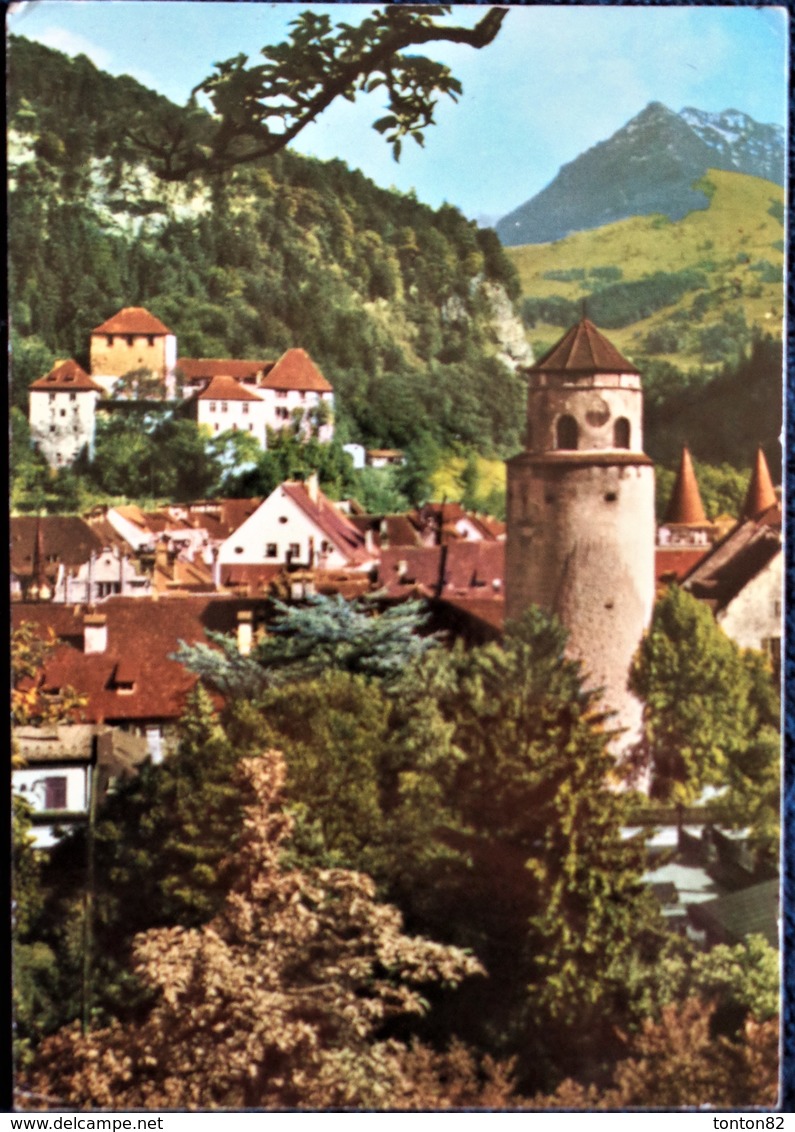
[
  {"left": 531, "top": 318, "right": 637, "bottom": 376},
  {"left": 742, "top": 448, "right": 777, "bottom": 520},
  {"left": 664, "top": 447, "right": 707, "bottom": 525}
]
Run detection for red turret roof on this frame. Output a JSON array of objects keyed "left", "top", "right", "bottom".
[
  {"left": 196, "top": 375, "right": 264, "bottom": 402},
  {"left": 260, "top": 349, "right": 333, "bottom": 393},
  {"left": 664, "top": 447, "right": 707, "bottom": 525},
  {"left": 531, "top": 319, "right": 637, "bottom": 375},
  {"left": 29, "top": 359, "right": 104, "bottom": 393},
  {"left": 742, "top": 447, "right": 777, "bottom": 520},
  {"left": 92, "top": 307, "right": 173, "bottom": 336}
]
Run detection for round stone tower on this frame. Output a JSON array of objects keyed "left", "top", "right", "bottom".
[{"left": 505, "top": 319, "right": 655, "bottom": 754}]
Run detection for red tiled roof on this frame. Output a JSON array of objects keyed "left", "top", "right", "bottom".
[
  {"left": 92, "top": 307, "right": 173, "bottom": 336},
  {"left": 531, "top": 319, "right": 637, "bottom": 375},
  {"left": 281, "top": 483, "right": 369, "bottom": 565},
  {"left": 377, "top": 542, "right": 504, "bottom": 598},
  {"left": 178, "top": 359, "right": 271, "bottom": 381},
  {"left": 196, "top": 375, "right": 264, "bottom": 402},
  {"left": 260, "top": 349, "right": 333, "bottom": 393},
  {"left": 183, "top": 499, "right": 263, "bottom": 541},
  {"left": 29, "top": 359, "right": 105, "bottom": 393},
  {"left": 655, "top": 547, "right": 711, "bottom": 584},
  {"left": 437, "top": 596, "right": 505, "bottom": 636},
  {"left": 11, "top": 597, "right": 264, "bottom": 723},
  {"left": 664, "top": 447, "right": 707, "bottom": 525},
  {"left": 742, "top": 448, "right": 777, "bottom": 520},
  {"left": 11, "top": 516, "right": 106, "bottom": 579},
  {"left": 219, "top": 564, "right": 284, "bottom": 590}
]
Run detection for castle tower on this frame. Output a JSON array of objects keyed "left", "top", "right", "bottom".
[
  {"left": 505, "top": 319, "right": 655, "bottom": 753},
  {"left": 89, "top": 307, "right": 177, "bottom": 396}
]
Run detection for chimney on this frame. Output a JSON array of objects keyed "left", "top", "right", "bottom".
[
  {"left": 84, "top": 612, "right": 108, "bottom": 654},
  {"left": 306, "top": 472, "right": 320, "bottom": 505},
  {"left": 237, "top": 609, "right": 253, "bottom": 656}
]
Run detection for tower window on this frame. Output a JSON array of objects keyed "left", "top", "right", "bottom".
[
  {"left": 556, "top": 415, "right": 578, "bottom": 450},
  {"left": 614, "top": 417, "right": 631, "bottom": 448}
]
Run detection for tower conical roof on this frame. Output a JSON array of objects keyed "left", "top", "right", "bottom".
[
  {"left": 664, "top": 447, "right": 706, "bottom": 524},
  {"left": 742, "top": 447, "right": 777, "bottom": 520},
  {"left": 531, "top": 319, "right": 638, "bottom": 375}
]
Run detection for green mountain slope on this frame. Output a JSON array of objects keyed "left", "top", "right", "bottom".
[
  {"left": 507, "top": 169, "right": 784, "bottom": 369},
  {"left": 8, "top": 35, "right": 528, "bottom": 457}
]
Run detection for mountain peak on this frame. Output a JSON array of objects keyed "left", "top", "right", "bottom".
[{"left": 496, "top": 104, "right": 784, "bottom": 246}]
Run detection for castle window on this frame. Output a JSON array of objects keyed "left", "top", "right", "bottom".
[
  {"left": 147, "top": 336, "right": 155, "bottom": 347},
  {"left": 69, "top": 393, "right": 76, "bottom": 402},
  {"left": 265, "top": 543, "right": 277, "bottom": 558},
  {"left": 614, "top": 417, "right": 631, "bottom": 448},
  {"left": 221, "top": 402, "right": 228, "bottom": 412},
  {"left": 209, "top": 402, "right": 216, "bottom": 412},
  {"left": 106, "top": 335, "right": 113, "bottom": 346},
  {"left": 126, "top": 335, "right": 134, "bottom": 347},
  {"left": 242, "top": 403, "right": 249, "bottom": 415},
  {"left": 556, "top": 415, "right": 578, "bottom": 450},
  {"left": 49, "top": 393, "right": 56, "bottom": 403},
  {"left": 605, "top": 492, "right": 618, "bottom": 503}
]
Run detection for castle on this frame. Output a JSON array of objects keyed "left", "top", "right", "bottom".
[
  {"left": 28, "top": 306, "right": 335, "bottom": 468},
  {"left": 505, "top": 319, "right": 656, "bottom": 754}
]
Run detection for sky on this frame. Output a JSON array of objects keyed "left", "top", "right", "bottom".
[{"left": 7, "top": 1, "right": 789, "bottom": 224}]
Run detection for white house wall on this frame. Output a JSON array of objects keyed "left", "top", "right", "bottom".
[
  {"left": 717, "top": 550, "right": 782, "bottom": 654},
  {"left": 218, "top": 487, "right": 350, "bottom": 569},
  {"left": 197, "top": 398, "right": 269, "bottom": 447},
  {"left": 29, "top": 389, "right": 99, "bottom": 468}
]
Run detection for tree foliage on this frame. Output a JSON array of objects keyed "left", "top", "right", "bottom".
[
  {"left": 630, "top": 586, "right": 780, "bottom": 854},
  {"left": 129, "top": 6, "right": 507, "bottom": 179},
  {"left": 24, "top": 752, "right": 486, "bottom": 1110}
]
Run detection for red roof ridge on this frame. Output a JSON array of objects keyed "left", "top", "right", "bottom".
[
  {"left": 30, "top": 359, "right": 105, "bottom": 393},
  {"left": 196, "top": 375, "right": 264, "bottom": 402},
  {"left": 260, "top": 348, "right": 333, "bottom": 393},
  {"left": 92, "top": 307, "right": 173, "bottom": 336}
]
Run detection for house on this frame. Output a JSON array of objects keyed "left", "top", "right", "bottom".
[
  {"left": 28, "top": 359, "right": 104, "bottom": 469},
  {"left": 217, "top": 475, "right": 375, "bottom": 572},
  {"left": 12, "top": 515, "right": 103, "bottom": 602},
  {"left": 193, "top": 374, "right": 269, "bottom": 447},
  {"left": 89, "top": 306, "right": 177, "bottom": 396},
  {"left": 181, "top": 348, "right": 335, "bottom": 445},
  {"left": 258, "top": 348, "right": 334, "bottom": 442},
  {"left": 686, "top": 878, "right": 779, "bottom": 949},
  {"left": 11, "top": 596, "right": 273, "bottom": 763},
  {"left": 682, "top": 450, "right": 781, "bottom": 670},
  {"left": 365, "top": 448, "right": 404, "bottom": 468},
  {"left": 13, "top": 724, "right": 149, "bottom": 848}
]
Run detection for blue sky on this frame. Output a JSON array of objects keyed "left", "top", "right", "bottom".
[{"left": 8, "top": 2, "right": 789, "bottom": 224}]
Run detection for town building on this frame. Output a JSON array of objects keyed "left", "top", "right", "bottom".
[
  {"left": 89, "top": 306, "right": 177, "bottom": 396},
  {"left": 505, "top": 318, "right": 656, "bottom": 755},
  {"left": 217, "top": 475, "right": 374, "bottom": 572},
  {"left": 682, "top": 449, "right": 782, "bottom": 671},
  {"left": 28, "top": 359, "right": 105, "bottom": 469}
]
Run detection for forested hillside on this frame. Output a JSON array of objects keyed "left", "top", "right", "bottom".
[{"left": 8, "top": 35, "right": 527, "bottom": 456}]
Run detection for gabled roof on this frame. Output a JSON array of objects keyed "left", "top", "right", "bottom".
[
  {"left": 664, "top": 447, "right": 707, "bottom": 525},
  {"left": 280, "top": 482, "right": 369, "bottom": 564},
  {"left": 11, "top": 597, "right": 266, "bottom": 723},
  {"left": 377, "top": 541, "right": 504, "bottom": 599},
  {"left": 687, "top": 878, "right": 779, "bottom": 948},
  {"left": 183, "top": 499, "right": 263, "bottom": 541},
  {"left": 260, "top": 348, "right": 333, "bottom": 393},
  {"left": 11, "top": 516, "right": 106, "bottom": 579},
  {"left": 29, "top": 359, "right": 104, "bottom": 393},
  {"left": 196, "top": 375, "right": 264, "bottom": 402},
  {"left": 682, "top": 502, "right": 782, "bottom": 613},
  {"left": 742, "top": 447, "right": 777, "bottom": 520},
  {"left": 655, "top": 547, "right": 711, "bottom": 585},
  {"left": 178, "top": 358, "right": 271, "bottom": 381},
  {"left": 92, "top": 307, "right": 173, "bottom": 336},
  {"left": 530, "top": 318, "right": 638, "bottom": 375}
]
